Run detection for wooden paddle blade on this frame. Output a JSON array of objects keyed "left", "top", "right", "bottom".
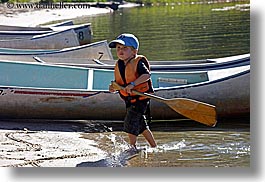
[{"left": 165, "top": 98, "right": 217, "bottom": 127}]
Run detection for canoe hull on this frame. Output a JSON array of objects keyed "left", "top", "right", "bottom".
[
  {"left": 43, "top": 53, "right": 251, "bottom": 72},
  {"left": 0, "top": 29, "right": 80, "bottom": 49},
  {"left": 0, "top": 22, "right": 92, "bottom": 45},
  {"left": 0, "top": 68, "right": 249, "bottom": 120},
  {"left": 0, "top": 40, "right": 114, "bottom": 62},
  {"left": 151, "top": 69, "right": 250, "bottom": 119}
]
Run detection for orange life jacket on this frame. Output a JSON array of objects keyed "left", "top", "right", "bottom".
[{"left": 114, "top": 55, "right": 153, "bottom": 103}]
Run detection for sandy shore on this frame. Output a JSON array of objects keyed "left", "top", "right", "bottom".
[
  {"left": 0, "top": 119, "right": 104, "bottom": 167},
  {"left": 0, "top": 119, "right": 138, "bottom": 167},
  {"left": 0, "top": 3, "right": 113, "bottom": 26}
]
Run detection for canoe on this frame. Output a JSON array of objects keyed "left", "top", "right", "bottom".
[
  {"left": 51, "top": 23, "right": 93, "bottom": 45},
  {"left": 0, "top": 23, "right": 92, "bottom": 45},
  {"left": 0, "top": 40, "right": 114, "bottom": 62},
  {"left": 0, "top": 59, "right": 249, "bottom": 121},
  {"left": 0, "top": 20, "right": 74, "bottom": 33},
  {"left": 0, "top": 28, "right": 80, "bottom": 49},
  {"left": 38, "top": 20, "right": 74, "bottom": 28},
  {"left": 0, "top": 50, "right": 249, "bottom": 72},
  {"left": 37, "top": 53, "right": 250, "bottom": 72},
  {"left": 0, "top": 20, "right": 73, "bottom": 31},
  {"left": 152, "top": 65, "right": 250, "bottom": 119},
  {"left": 0, "top": 59, "right": 208, "bottom": 89}
]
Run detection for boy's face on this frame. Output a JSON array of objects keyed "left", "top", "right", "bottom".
[{"left": 116, "top": 43, "right": 137, "bottom": 61}]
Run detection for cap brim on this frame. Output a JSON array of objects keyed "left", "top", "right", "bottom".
[{"left": 108, "top": 40, "right": 125, "bottom": 48}]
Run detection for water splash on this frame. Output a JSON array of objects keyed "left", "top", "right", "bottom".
[
  {"left": 99, "top": 134, "right": 188, "bottom": 166},
  {"left": 137, "top": 139, "right": 187, "bottom": 159},
  {"left": 99, "top": 133, "right": 139, "bottom": 167}
]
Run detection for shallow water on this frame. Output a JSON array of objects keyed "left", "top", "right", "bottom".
[
  {"left": 127, "top": 130, "right": 250, "bottom": 167},
  {"left": 0, "top": 118, "right": 249, "bottom": 167},
  {"left": 80, "top": 118, "right": 250, "bottom": 167}
]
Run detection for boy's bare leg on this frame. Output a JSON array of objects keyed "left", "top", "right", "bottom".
[
  {"left": 128, "top": 133, "right": 137, "bottom": 148},
  {"left": 128, "top": 130, "right": 157, "bottom": 148},
  {"left": 142, "top": 129, "right": 157, "bottom": 147}
]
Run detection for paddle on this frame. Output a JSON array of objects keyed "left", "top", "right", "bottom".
[{"left": 111, "top": 81, "right": 217, "bottom": 127}]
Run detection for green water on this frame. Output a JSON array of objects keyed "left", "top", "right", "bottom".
[{"left": 74, "top": 1, "right": 250, "bottom": 61}]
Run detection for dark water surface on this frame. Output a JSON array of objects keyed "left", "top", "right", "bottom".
[
  {"left": 75, "top": 0, "right": 250, "bottom": 61},
  {"left": 41, "top": 1, "right": 250, "bottom": 167}
]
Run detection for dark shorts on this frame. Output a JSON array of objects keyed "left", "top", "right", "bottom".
[{"left": 124, "top": 101, "right": 149, "bottom": 136}]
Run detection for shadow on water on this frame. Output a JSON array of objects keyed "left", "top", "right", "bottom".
[
  {"left": 76, "top": 148, "right": 139, "bottom": 167},
  {"left": 76, "top": 159, "right": 111, "bottom": 167}
]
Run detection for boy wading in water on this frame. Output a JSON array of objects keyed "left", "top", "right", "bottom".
[{"left": 109, "top": 33, "right": 157, "bottom": 149}]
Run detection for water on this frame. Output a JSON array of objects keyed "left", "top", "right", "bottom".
[
  {"left": 74, "top": 0, "right": 250, "bottom": 61},
  {"left": 86, "top": 119, "right": 250, "bottom": 167}
]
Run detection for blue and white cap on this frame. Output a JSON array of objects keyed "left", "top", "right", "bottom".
[{"left": 109, "top": 33, "right": 139, "bottom": 50}]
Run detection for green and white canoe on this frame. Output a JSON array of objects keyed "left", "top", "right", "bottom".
[{"left": 0, "top": 59, "right": 249, "bottom": 121}]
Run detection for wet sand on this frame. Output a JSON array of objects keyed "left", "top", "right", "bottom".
[
  {"left": 0, "top": 119, "right": 140, "bottom": 167},
  {"left": 0, "top": 119, "right": 107, "bottom": 167}
]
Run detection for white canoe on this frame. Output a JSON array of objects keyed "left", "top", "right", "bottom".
[
  {"left": 39, "top": 53, "right": 250, "bottom": 72},
  {"left": 0, "top": 40, "right": 113, "bottom": 62},
  {"left": 0, "top": 22, "right": 92, "bottom": 45},
  {"left": 0, "top": 20, "right": 74, "bottom": 31},
  {"left": 0, "top": 59, "right": 249, "bottom": 121},
  {"left": 0, "top": 28, "right": 80, "bottom": 49}
]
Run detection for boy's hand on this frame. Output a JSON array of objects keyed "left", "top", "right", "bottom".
[
  {"left": 110, "top": 81, "right": 134, "bottom": 94},
  {"left": 109, "top": 82, "right": 116, "bottom": 93},
  {"left": 124, "top": 84, "right": 134, "bottom": 94}
]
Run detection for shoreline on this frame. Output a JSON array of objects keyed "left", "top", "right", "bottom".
[
  {"left": 0, "top": 3, "right": 113, "bottom": 26},
  {"left": 0, "top": 2, "right": 139, "bottom": 27}
]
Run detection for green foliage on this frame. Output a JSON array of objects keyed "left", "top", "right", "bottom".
[{"left": 126, "top": 0, "right": 249, "bottom": 4}]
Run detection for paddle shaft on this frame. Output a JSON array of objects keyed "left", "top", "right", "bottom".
[
  {"left": 132, "top": 89, "right": 167, "bottom": 103},
  {"left": 111, "top": 81, "right": 211, "bottom": 106},
  {"left": 111, "top": 81, "right": 217, "bottom": 127}
]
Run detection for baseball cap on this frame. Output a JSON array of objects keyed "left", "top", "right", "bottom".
[{"left": 109, "top": 33, "right": 139, "bottom": 50}]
